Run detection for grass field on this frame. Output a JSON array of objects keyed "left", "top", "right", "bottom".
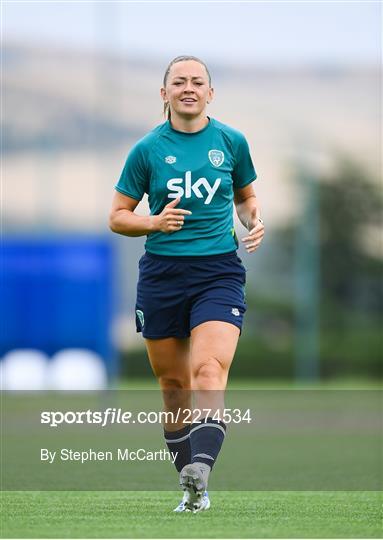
[
  {"left": 119, "top": 377, "right": 383, "bottom": 391},
  {"left": 2, "top": 380, "right": 381, "bottom": 538},
  {"left": 2, "top": 490, "right": 382, "bottom": 538}
]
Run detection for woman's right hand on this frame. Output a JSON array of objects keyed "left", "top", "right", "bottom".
[{"left": 153, "top": 197, "right": 192, "bottom": 233}]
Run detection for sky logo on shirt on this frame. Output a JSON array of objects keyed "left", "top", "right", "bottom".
[{"left": 167, "top": 171, "right": 221, "bottom": 205}]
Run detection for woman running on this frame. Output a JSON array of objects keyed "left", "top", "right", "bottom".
[{"left": 109, "top": 55, "right": 264, "bottom": 512}]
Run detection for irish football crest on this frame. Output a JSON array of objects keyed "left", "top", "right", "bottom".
[
  {"left": 136, "top": 309, "right": 144, "bottom": 326},
  {"left": 208, "top": 149, "right": 224, "bottom": 167}
]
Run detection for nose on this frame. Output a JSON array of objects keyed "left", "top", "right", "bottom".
[{"left": 184, "top": 80, "right": 194, "bottom": 92}]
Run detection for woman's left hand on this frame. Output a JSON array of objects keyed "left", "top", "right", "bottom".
[{"left": 241, "top": 215, "right": 265, "bottom": 253}]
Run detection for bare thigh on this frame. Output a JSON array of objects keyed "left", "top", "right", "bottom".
[{"left": 145, "top": 337, "right": 191, "bottom": 430}]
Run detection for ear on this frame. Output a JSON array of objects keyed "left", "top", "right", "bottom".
[
  {"left": 160, "top": 87, "right": 167, "bottom": 102},
  {"left": 207, "top": 87, "right": 214, "bottom": 104}
]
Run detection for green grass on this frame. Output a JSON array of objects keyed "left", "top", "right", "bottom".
[
  {"left": 117, "top": 377, "right": 383, "bottom": 390},
  {"left": 2, "top": 381, "right": 381, "bottom": 537},
  {"left": 1, "top": 491, "right": 382, "bottom": 538}
]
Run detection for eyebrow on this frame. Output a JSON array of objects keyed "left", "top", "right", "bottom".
[{"left": 172, "top": 76, "right": 205, "bottom": 81}]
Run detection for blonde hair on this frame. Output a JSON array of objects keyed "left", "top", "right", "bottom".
[{"left": 162, "top": 55, "right": 212, "bottom": 120}]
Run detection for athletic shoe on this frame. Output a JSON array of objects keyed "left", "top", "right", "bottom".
[
  {"left": 193, "top": 491, "right": 210, "bottom": 513},
  {"left": 179, "top": 463, "right": 209, "bottom": 513},
  {"left": 173, "top": 490, "right": 190, "bottom": 512},
  {"left": 173, "top": 490, "right": 210, "bottom": 513}
]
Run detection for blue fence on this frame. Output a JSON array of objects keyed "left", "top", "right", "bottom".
[{"left": 1, "top": 236, "right": 116, "bottom": 376}]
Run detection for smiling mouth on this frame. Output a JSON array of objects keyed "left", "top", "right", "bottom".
[{"left": 181, "top": 98, "right": 197, "bottom": 102}]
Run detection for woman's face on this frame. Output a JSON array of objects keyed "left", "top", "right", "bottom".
[{"left": 161, "top": 60, "right": 214, "bottom": 118}]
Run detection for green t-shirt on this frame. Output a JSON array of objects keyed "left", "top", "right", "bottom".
[{"left": 115, "top": 117, "right": 257, "bottom": 256}]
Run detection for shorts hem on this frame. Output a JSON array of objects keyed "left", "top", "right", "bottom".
[
  {"left": 139, "top": 331, "right": 190, "bottom": 339},
  {"left": 190, "top": 318, "right": 243, "bottom": 335}
]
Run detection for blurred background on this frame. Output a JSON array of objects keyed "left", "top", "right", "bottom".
[{"left": 1, "top": 1, "right": 381, "bottom": 388}]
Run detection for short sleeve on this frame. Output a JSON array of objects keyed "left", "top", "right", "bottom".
[
  {"left": 115, "top": 142, "right": 149, "bottom": 201},
  {"left": 232, "top": 134, "right": 257, "bottom": 189}
]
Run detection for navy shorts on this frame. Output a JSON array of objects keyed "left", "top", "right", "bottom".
[{"left": 135, "top": 250, "right": 247, "bottom": 339}]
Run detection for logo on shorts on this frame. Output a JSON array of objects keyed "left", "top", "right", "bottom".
[
  {"left": 208, "top": 150, "right": 224, "bottom": 167},
  {"left": 165, "top": 155, "right": 177, "bottom": 164},
  {"left": 136, "top": 309, "right": 145, "bottom": 326},
  {"left": 231, "top": 308, "right": 240, "bottom": 316}
]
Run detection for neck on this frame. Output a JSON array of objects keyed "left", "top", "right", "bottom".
[{"left": 169, "top": 113, "right": 209, "bottom": 133}]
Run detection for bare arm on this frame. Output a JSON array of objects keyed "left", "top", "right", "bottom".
[
  {"left": 234, "top": 183, "right": 261, "bottom": 229},
  {"left": 109, "top": 192, "right": 156, "bottom": 237},
  {"left": 109, "top": 192, "right": 192, "bottom": 237},
  {"left": 234, "top": 183, "right": 265, "bottom": 253}
]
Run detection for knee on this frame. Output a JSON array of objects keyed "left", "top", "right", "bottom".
[
  {"left": 158, "top": 376, "right": 190, "bottom": 390},
  {"left": 158, "top": 376, "right": 190, "bottom": 409},
  {"left": 193, "top": 356, "right": 226, "bottom": 390}
]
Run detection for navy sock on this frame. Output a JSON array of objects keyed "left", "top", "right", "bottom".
[
  {"left": 164, "top": 424, "right": 191, "bottom": 472},
  {"left": 190, "top": 417, "right": 227, "bottom": 469}
]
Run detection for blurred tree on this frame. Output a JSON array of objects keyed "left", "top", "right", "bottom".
[
  {"left": 318, "top": 159, "right": 382, "bottom": 312},
  {"left": 274, "top": 157, "right": 382, "bottom": 313}
]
